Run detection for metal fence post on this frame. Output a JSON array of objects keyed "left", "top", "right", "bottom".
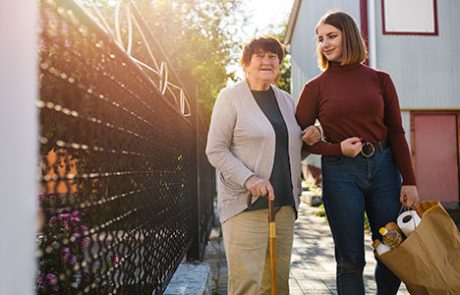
[{"left": 187, "top": 84, "right": 201, "bottom": 261}]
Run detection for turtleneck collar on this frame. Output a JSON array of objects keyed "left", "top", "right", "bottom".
[{"left": 328, "top": 61, "right": 362, "bottom": 73}]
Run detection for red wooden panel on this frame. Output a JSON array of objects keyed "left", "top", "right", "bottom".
[{"left": 414, "top": 114, "right": 459, "bottom": 203}]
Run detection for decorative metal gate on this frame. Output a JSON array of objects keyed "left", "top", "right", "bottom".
[{"left": 36, "top": 0, "right": 215, "bottom": 293}]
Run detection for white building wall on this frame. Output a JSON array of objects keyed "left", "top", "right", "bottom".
[
  {"left": 374, "top": 0, "right": 460, "bottom": 108},
  {"left": 0, "top": 1, "right": 38, "bottom": 294},
  {"left": 290, "top": 0, "right": 362, "bottom": 100}
]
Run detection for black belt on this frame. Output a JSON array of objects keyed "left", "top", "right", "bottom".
[{"left": 360, "top": 139, "right": 389, "bottom": 158}]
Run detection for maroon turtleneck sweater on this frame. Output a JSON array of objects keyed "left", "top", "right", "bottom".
[{"left": 296, "top": 62, "right": 416, "bottom": 185}]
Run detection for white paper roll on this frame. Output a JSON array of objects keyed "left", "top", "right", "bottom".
[{"left": 397, "top": 210, "right": 421, "bottom": 237}]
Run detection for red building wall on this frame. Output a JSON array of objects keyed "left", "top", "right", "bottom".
[{"left": 411, "top": 112, "right": 460, "bottom": 205}]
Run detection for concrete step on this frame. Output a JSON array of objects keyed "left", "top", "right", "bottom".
[
  {"left": 301, "top": 191, "right": 322, "bottom": 207},
  {"left": 164, "top": 262, "right": 211, "bottom": 295}
]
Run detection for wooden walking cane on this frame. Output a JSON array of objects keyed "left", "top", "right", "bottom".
[{"left": 268, "top": 198, "right": 276, "bottom": 295}]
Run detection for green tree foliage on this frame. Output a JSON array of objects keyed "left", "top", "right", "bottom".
[
  {"left": 82, "top": 0, "right": 245, "bottom": 123},
  {"left": 277, "top": 53, "right": 291, "bottom": 93},
  {"left": 267, "top": 22, "right": 291, "bottom": 94},
  {"left": 138, "top": 0, "right": 245, "bottom": 121}
]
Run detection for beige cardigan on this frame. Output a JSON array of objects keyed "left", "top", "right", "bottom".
[{"left": 206, "top": 80, "right": 302, "bottom": 223}]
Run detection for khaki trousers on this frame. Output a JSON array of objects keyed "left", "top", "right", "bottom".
[{"left": 222, "top": 205, "right": 295, "bottom": 295}]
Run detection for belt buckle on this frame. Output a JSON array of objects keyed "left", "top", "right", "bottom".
[{"left": 361, "top": 142, "right": 375, "bottom": 158}]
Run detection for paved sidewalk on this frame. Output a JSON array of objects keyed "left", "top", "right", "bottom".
[{"left": 205, "top": 201, "right": 410, "bottom": 294}]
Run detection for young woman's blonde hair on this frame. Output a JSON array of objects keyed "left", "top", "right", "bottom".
[{"left": 316, "top": 11, "right": 368, "bottom": 71}]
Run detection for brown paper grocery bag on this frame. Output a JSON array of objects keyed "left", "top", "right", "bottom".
[{"left": 376, "top": 201, "right": 460, "bottom": 295}]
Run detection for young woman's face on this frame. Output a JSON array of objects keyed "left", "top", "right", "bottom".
[{"left": 317, "top": 24, "right": 343, "bottom": 62}]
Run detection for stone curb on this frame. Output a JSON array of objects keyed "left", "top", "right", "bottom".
[{"left": 163, "top": 262, "right": 211, "bottom": 295}]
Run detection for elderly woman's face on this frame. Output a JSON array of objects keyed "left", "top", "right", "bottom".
[{"left": 244, "top": 50, "right": 280, "bottom": 84}]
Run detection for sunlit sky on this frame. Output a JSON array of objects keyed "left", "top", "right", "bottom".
[
  {"left": 240, "top": 0, "right": 295, "bottom": 37},
  {"left": 231, "top": 0, "right": 295, "bottom": 80}
]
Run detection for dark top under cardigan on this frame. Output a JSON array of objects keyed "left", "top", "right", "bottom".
[{"left": 246, "top": 87, "right": 295, "bottom": 211}]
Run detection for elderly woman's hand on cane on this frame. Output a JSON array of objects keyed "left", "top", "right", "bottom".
[{"left": 244, "top": 175, "right": 275, "bottom": 200}]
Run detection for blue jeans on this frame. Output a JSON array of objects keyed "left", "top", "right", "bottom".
[{"left": 322, "top": 148, "right": 402, "bottom": 295}]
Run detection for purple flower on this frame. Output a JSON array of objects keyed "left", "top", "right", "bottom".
[
  {"left": 36, "top": 275, "right": 46, "bottom": 288},
  {"left": 46, "top": 273, "right": 58, "bottom": 285},
  {"left": 70, "top": 210, "right": 81, "bottom": 223},
  {"left": 51, "top": 284, "right": 60, "bottom": 291},
  {"left": 113, "top": 256, "right": 120, "bottom": 264},
  {"left": 58, "top": 213, "right": 70, "bottom": 220},
  {"left": 62, "top": 247, "right": 71, "bottom": 260},
  {"left": 49, "top": 216, "right": 58, "bottom": 226},
  {"left": 61, "top": 247, "right": 77, "bottom": 264},
  {"left": 58, "top": 213, "right": 71, "bottom": 229},
  {"left": 81, "top": 237, "right": 90, "bottom": 249},
  {"left": 62, "top": 220, "right": 70, "bottom": 229},
  {"left": 70, "top": 215, "right": 81, "bottom": 223},
  {"left": 69, "top": 254, "right": 77, "bottom": 265}
]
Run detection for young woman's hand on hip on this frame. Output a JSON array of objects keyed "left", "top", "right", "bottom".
[{"left": 340, "top": 137, "right": 362, "bottom": 158}]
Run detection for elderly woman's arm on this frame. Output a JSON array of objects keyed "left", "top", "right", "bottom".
[
  {"left": 302, "top": 125, "right": 322, "bottom": 145},
  {"left": 206, "top": 92, "right": 254, "bottom": 188}
]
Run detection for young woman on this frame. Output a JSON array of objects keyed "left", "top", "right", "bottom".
[{"left": 295, "top": 11, "right": 420, "bottom": 295}]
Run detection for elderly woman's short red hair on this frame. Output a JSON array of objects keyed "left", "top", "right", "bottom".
[{"left": 240, "top": 35, "right": 285, "bottom": 67}]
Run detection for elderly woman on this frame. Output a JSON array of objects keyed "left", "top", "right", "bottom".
[{"left": 206, "top": 35, "right": 320, "bottom": 294}]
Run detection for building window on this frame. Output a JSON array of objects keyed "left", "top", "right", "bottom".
[{"left": 382, "top": 0, "right": 438, "bottom": 35}]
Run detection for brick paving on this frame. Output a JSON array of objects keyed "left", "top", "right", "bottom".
[{"left": 204, "top": 201, "right": 410, "bottom": 294}]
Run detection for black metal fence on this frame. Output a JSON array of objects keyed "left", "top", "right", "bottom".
[{"left": 36, "top": 0, "right": 215, "bottom": 294}]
